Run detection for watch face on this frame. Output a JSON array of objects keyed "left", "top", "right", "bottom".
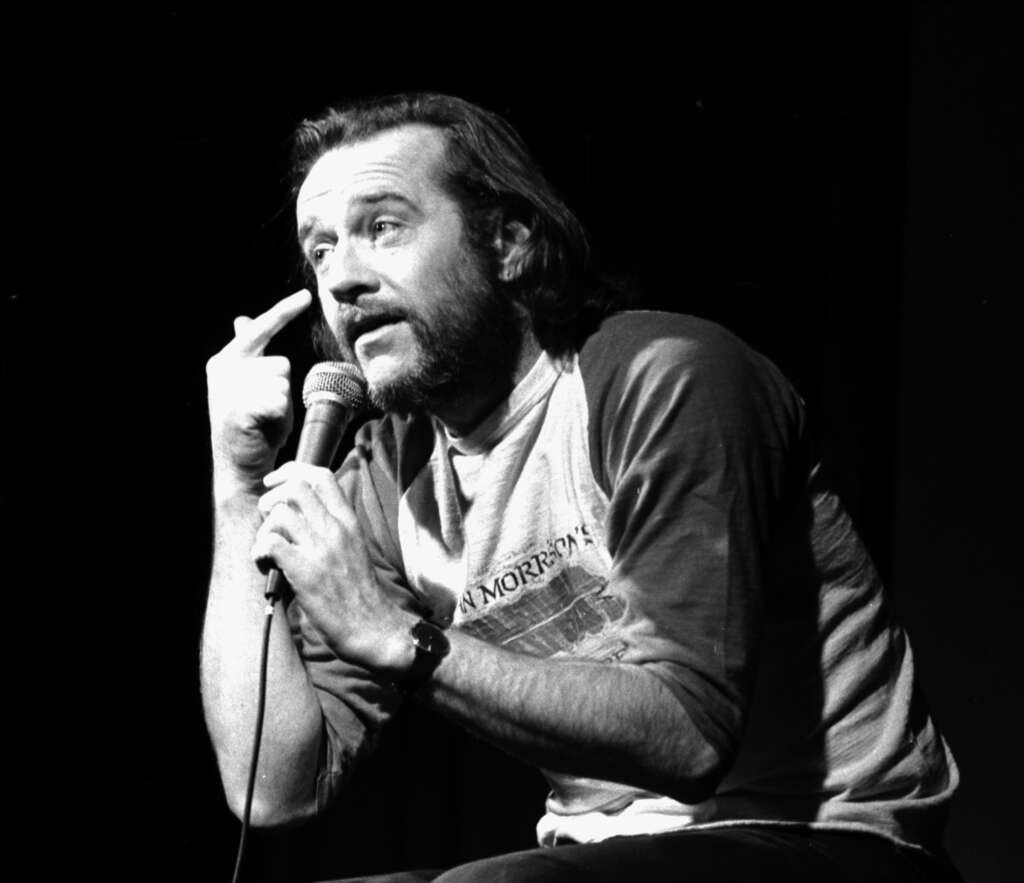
[{"left": 411, "top": 620, "right": 450, "bottom": 658}]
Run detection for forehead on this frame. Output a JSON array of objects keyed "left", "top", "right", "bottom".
[{"left": 296, "top": 124, "right": 449, "bottom": 211}]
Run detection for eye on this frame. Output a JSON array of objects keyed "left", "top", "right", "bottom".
[
  {"left": 370, "top": 218, "right": 401, "bottom": 241},
  {"left": 309, "top": 243, "right": 334, "bottom": 268}
]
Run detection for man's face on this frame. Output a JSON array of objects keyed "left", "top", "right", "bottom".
[{"left": 296, "top": 124, "right": 520, "bottom": 413}]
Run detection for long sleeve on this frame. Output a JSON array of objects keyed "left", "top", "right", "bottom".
[{"left": 579, "top": 311, "right": 808, "bottom": 773}]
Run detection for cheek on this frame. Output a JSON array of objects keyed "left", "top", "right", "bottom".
[
  {"left": 316, "top": 286, "right": 338, "bottom": 319},
  {"left": 394, "top": 236, "right": 465, "bottom": 292},
  {"left": 309, "top": 291, "right": 351, "bottom": 361}
]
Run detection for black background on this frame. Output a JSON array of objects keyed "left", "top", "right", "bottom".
[{"left": 4, "top": 3, "right": 1018, "bottom": 881}]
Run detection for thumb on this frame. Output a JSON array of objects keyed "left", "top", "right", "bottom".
[{"left": 233, "top": 316, "right": 253, "bottom": 336}]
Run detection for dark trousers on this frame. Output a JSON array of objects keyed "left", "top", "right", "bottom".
[{"left": 329, "top": 825, "right": 962, "bottom": 882}]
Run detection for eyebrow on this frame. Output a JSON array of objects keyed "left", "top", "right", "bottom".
[{"left": 297, "top": 190, "right": 419, "bottom": 243}]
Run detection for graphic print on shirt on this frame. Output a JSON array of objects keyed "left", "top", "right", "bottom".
[
  {"left": 454, "top": 521, "right": 629, "bottom": 663},
  {"left": 395, "top": 353, "right": 631, "bottom": 664}
]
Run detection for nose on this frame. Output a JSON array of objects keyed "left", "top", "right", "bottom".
[{"left": 320, "top": 239, "right": 380, "bottom": 305}]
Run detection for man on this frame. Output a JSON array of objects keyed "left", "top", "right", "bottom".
[{"left": 202, "top": 93, "right": 959, "bottom": 881}]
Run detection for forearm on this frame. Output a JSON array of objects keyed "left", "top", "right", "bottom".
[
  {"left": 200, "top": 479, "right": 323, "bottom": 825},
  {"left": 416, "top": 630, "right": 725, "bottom": 804},
  {"left": 244, "top": 464, "right": 727, "bottom": 806}
]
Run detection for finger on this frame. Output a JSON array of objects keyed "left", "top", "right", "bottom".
[
  {"left": 257, "top": 501, "right": 303, "bottom": 544},
  {"left": 258, "top": 483, "right": 300, "bottom": 517},
  {"left": 264, "top": 462, "right": 336, "bottom": 489},
  {"left": 232, "top": 289, "right": 313, "bottom": 357},
  {"left": 259, "top": 478, "right": 332, "bottom": 530},
  {"left": 251, "top": 531, "right": 300, "bottom": 574},
  {"left": 209, "top": 368, "right": 292, "bottom": 427},
  {"left": 253, "top": 355, "right": 292, "bottom": 378},
  {"left": 308, "top": 468, "right": 351, "bottom": 521},
  {"left": 264, "top": 463, "right": 355, "bottom": 530}
]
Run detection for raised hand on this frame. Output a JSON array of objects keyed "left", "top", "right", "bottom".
[{"left": 206, "top": 289, "right": 313, "bottom": 486}]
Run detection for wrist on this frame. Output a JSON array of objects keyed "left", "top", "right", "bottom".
[
  {"left": 211, "top": 459, "right": 273, "bottom": 500},
  {"left": 379, "top": 615, "right": 450, "bottom": 690},
  {"left": 403, "top": 619, "right": 451, "bottom": 688}
]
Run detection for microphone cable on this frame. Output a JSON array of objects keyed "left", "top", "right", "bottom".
[
  {"left": 231, "top": 581, "right": 281, "bottom": 883},
  {"left": 226, "top": 360, "right": 366, "bottom": 882}
]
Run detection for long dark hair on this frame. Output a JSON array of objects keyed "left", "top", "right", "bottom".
[{"left": 290, "top": 92, "right": 626, "bottom": 356}]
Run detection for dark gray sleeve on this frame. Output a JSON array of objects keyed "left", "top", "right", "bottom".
[
  {"left": 580, "top": 312, "right": 806, "bottom": 767},
  {"left": 286, "top": 416, "right": 430, "bottom": 810}
]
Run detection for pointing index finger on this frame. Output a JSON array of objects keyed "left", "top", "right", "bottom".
[{"left": 233, "top": 289, "right": 313, "bottom": 356}]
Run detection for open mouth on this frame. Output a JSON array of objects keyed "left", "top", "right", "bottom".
[{"left": 347, "top": 312, "right": 403, "bottom": 347}]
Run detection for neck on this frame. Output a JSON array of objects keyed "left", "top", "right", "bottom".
[{"left": 432, "top": 330, "right": 542, "bottom": 437}]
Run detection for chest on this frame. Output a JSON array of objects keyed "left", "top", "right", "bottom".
[{"left": 397, "top": 369, "right": 624, "bottom": 660}]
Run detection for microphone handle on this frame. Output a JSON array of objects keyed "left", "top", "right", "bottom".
[
  {"left": 263, "top": 398, "right": 351, "bottom": 602},
  {"left": 294, "top": 399, "right": 348, "bottom": 466},
  {"left": 264, "top": 569, "right": 286, "bottom": 602}
]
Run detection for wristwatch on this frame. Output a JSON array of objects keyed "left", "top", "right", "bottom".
[{"left": 403, "top": 619, "right": 450, "bottom": 688}]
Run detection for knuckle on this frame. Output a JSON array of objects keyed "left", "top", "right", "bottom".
[
  {"left": 333, "top": 504, "right": 356, "bottom": 531},
  {"left": 263, "top": 502, "right": 289, "bottom": 527},
  {"left": 288, "top": 464, "right": 316, "bottom": 484},
  {"left": 327, "top": 516, "right": 347, "bottom": 541},
  {"left": 310, "top": 466, "right": 333, "bottom": 485}
]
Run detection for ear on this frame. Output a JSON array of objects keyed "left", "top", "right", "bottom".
[{"left": 494, "top": 218, "right": 533, "bottom": 283}]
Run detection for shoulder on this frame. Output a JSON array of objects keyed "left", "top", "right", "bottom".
[
  {"left": 580, "top": 310, "right": 769, "bottom": 384},
  {"left": 580, "top": 309, "right": 736, "bottom": 357},
  {"left": 578, "top": 310, "right": 802, "bottom": 423},
  {"left": 577, "top": 312, "right": 807, "bottom": 489},
  {"left": 334, "top": 410, "right": 434, "bottom": 565},
  {"left": 340, "top": 410, "right": 434, "bottom": 496}
]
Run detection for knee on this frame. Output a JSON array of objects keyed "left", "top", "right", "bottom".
[{"left": 435, "top": 850, "right": 572, "bottom": 883}]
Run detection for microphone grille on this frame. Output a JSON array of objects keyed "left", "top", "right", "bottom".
[{"left": 302, "top": 361, "right": 367, "bottom": 410}]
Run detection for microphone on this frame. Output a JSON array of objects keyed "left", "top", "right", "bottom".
[
  {"left": 295, "top": 360, "right": 368, "bottom": 466},
  {"left": 264, "top": 361, "right": 367, "bottom": 601}
]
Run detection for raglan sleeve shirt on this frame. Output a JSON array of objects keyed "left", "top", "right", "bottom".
[
  {"left": 285, "top": 312, "right": 956, "bottom": 851},
  {"left": 288, "top": 312, "right": 809, "bottom": 811}
]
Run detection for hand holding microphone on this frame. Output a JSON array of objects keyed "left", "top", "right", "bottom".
[
  {"left": 257, "top": 361, "right": 367, "bottom": 601},
  {"left": 251, "top": 368, "right": 419, "bottom": 673}
]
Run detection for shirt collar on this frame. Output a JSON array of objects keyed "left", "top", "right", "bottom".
[{"left": 439, "top": 351, "right": 563, "bottom": 455}]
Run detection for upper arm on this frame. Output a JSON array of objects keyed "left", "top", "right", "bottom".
[{"left": 581, "top": 313, "right": 805, "bottom": 771}]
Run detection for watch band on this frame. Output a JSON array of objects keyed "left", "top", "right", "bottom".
[{"left": 403, "top": 619, "right": 450, "bottom": 688}]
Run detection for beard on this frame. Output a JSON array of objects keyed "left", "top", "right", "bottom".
[{"left": 313, "top": 242, "right": 526, "bottom": 416}]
